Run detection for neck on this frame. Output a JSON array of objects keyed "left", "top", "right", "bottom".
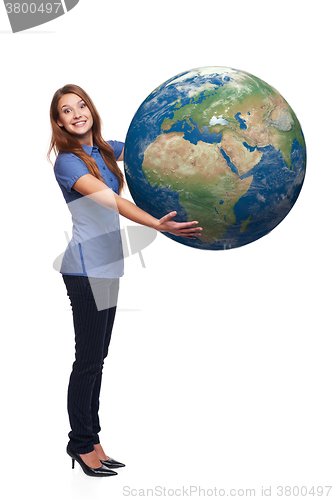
[{"left": 77, "top": 130, "right": 93, "bottom": 147}]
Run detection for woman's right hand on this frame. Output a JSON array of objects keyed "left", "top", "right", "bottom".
[
  {"left": 156, "top": 211, "right": 202, "bottom": 239},
  {"left": 72, "top": 174, "right": 202, "bottom": 238}
]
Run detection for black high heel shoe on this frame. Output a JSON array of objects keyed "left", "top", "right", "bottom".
[
  {"left": 66, "top": 444, "right": 117, "bottom": 477},
  {"left": 101, "top": 457, "right": 125, "bottom": 469}
]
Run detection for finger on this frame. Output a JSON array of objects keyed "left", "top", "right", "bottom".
[
  {"left": 177, "top": 221, "right": 200, "bottom": 229},
  {"left": 160, "top": 211, "right": 177, "bottom": 223},
  {"left": 180, "top": 227, "right": 203, "bottom": 233},
  {"left": 179, "top": 230, "right": 202, "bottom": 236}
]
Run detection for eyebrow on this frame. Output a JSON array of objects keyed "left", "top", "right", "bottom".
[{"left": 61, "top": 99, "right": 84, "bottom": 109}]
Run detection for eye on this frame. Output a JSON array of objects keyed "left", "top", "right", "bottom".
[
  {"left": 64, "top": 109, "right": 71, "bottom": 114},
  {"left": 80, "top": 103, "right": 86, "bottom": 109}
]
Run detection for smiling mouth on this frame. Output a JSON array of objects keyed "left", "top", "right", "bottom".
[{"left": 73, "top": 121, "right": 86, "bottom": 127}]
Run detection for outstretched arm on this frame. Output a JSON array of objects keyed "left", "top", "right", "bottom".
[{"left": 72, "top": 174, "right": 202, "bottom": 239}]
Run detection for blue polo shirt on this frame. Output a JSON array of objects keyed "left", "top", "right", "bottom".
[{"left": 54, "top": 140, "right": 125, "bottom": 278}]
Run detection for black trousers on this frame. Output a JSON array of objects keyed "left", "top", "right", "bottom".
[{"left": 62, "top": 275, "right": 119, "bottom": 454}]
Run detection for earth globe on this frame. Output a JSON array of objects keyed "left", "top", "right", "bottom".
[{"left": 124, "top": 67, "right": 306, "bottom": 250}]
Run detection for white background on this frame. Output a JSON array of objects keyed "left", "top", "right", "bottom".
[{"left": 0, "top": 1, "right": 332, "bottom": 499}]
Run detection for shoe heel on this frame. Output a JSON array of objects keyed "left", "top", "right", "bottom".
[{"left": 72, "top": 458, "right": 75, "bottom": 469}]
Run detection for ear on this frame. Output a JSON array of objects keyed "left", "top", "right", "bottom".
[{"left": 57, "top": 119, "right": 64, "bottom": 127}]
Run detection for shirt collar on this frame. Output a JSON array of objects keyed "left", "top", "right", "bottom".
[{"left": 81, "top": 143, "right": 99, "bottom": 155}]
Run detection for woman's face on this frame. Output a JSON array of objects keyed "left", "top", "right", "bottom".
[{"left": 57, "top": 93, "right": 94, "bottom": 145}]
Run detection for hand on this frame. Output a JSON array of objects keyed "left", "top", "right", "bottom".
[{"left": 156, "top": 211, "right": 202, "bottom": 239}]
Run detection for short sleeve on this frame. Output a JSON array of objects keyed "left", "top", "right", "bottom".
[
  {"left": 107, "top": 140, "right": 124, "bottom": 160},
  {"left": 54, "top": 152, "right": 90, "bottom": 193}
]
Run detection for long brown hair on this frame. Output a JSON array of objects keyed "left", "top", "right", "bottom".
[{"left": 47, "top": 84, "right": 124, "bottom": 194}]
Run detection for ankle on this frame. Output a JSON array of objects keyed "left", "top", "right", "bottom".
[
  {"left": 80, "top": 450, "right": 102, "bottom": 469},
  {"left": 94, "top": 443, "right": 109, "bottom": 461}
]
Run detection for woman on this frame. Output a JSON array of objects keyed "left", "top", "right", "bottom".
[{"left": 48, "top": 84, "right": 202, "bottom": 477}]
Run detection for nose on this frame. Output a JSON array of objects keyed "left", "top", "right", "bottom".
[{"left": 73, "top": 107, "right": 83, "bottom": 119}]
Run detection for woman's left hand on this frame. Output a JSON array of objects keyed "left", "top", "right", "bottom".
[{"left": 156, "top": 211, "right": 202, "bottom": 239}]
